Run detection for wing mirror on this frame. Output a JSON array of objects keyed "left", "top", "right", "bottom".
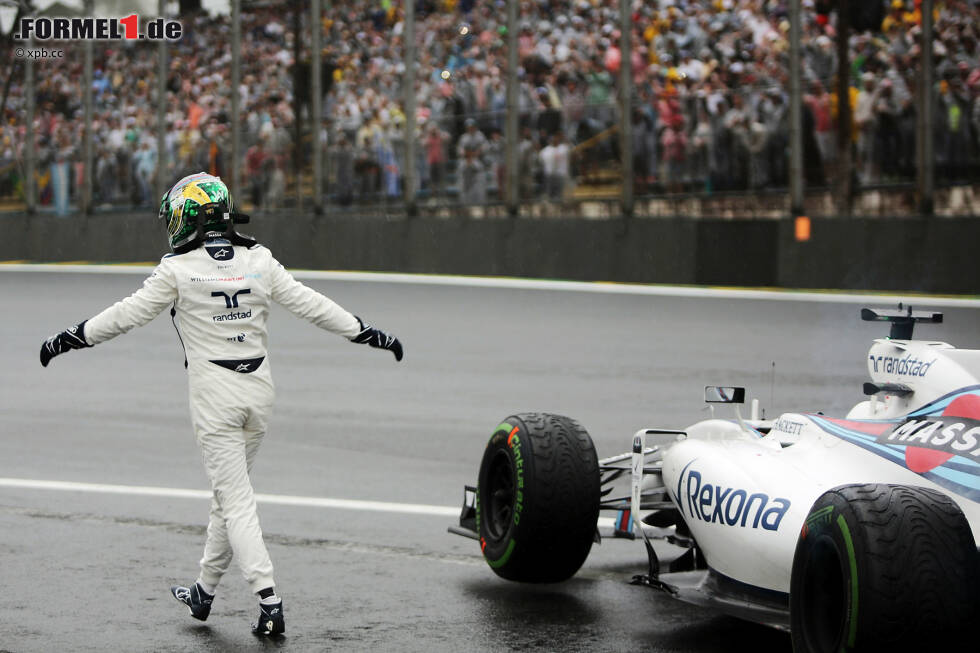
[{"left": 704, "top": 386, "right": 745, "bottom": 404}]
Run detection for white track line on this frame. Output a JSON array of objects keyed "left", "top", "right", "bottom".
[
  {"left": 0, "top": 477, "right": 634, "bottom": 532},
  {"left": 0, "top": 477, "right": 459, "bottom": 517},
  {"left": 2, "top": 262, "right": 978, "bottom": 307}
]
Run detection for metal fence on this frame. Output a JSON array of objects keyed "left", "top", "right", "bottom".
[{"left": 3, "top": 0, "right": 978, "bottom": 217}]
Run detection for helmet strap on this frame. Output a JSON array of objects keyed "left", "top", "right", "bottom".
[{"left": 172, "top": 203, "right": 257, "bottom": 253}]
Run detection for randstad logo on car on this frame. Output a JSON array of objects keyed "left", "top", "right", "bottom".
[
  {"left": 868, "top": 353, "right": 936, "bottom": 377},
  {"left": 677, "top": 466, "right": 791, "bottom": 531},
  {"left": 14, "top": 15, "right": 182, "bottom": 41}
]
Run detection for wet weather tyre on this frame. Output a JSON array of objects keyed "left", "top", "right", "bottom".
[
  {"left": 789, "top": 483, "right": 980, "bottom": 653},
  {"left": 476, "top": 413, "right": 600, "bottom": 583}
]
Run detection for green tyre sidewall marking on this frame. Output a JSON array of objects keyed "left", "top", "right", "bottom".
[
  {"left": 836, "top": 514, "right": 859, "bottom": 649},
  {"left": 476, "top": 417, "right": 525, "bottom": 573},
  {"left": 485, "top": 421, "right": 519, "bottom": 569},
  {"left": 487, "top": 539, "right": 516, "bottom": 569},
  {"left": 475, "top": 422, "right": 514, "bottom": 537},
  {"left": 793, "top": 484, "right": 980, "bottom": 652},
  {"left": 790, "top": 490, "right": 857, "bottom": 653},
  {"left": 493, "top": 422, "right": 513, "bottom": 437},
  {"left": 476, "top": 412, "right": 600, "bottom": 583}
]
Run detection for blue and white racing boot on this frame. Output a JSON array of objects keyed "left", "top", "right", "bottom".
[
  {"left": 251, "top": 599, "right": 285, "bottom": 636},
  {"left": 170, "top": 582, "right": 214, "bottom": 621}
]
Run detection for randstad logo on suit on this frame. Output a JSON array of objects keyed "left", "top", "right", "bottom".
[{"left": 212, "top": 309, "right": 252, "bottom": 323}]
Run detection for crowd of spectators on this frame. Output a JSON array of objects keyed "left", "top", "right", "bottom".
[{"left": 2, "top": 0, "right": 979, "bottom": 212}]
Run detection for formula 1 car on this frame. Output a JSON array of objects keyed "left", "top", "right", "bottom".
[{"left": 450, "top": 306, "right": 980, "bottom": 652}]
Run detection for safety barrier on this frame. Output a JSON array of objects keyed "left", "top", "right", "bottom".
[{"left": 1, "top": 212, "right": 976, "bottom": 295}]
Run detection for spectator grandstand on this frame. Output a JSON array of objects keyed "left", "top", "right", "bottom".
[{"left": 2, "top": 0, "right": 979, "bottom": 212}]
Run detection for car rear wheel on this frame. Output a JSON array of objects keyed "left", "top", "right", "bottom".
[
  {"left": 790, "top": 483, "right": 979, "bottom": 653},
  {"left": 476, "top": 413, "right": 600, "bottom": 583}
]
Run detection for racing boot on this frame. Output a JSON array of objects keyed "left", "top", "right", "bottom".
[
  {"left": 170, "top": 582, "right": 214, "bottom": 621},
  {"left": 251, "top": 598, "right": 285, "bottom": 636}
]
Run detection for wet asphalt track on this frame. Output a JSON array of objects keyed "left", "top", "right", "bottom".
[{"left": 2, "top": 268, "right": 978, "bottom": 652}]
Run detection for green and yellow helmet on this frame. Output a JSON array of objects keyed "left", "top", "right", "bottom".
[{"left": 159, "top": 173, "right": 238, "bottom": 253}]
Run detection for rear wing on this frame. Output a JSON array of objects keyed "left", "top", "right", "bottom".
[{"left": 861, "top": 305, "right": 942, "bottom": 340}]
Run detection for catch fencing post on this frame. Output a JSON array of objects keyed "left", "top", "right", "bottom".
[
  {"left": 311, "top": 0, "right": 322, "bottom": 214},
  {"left": 83, "top": 0, "right": 93, "bottom": 213},
  {"left": 916, "top": 0, "right": 934, "bottom": 216},
  {"left": 25, "top": 33, "right": 35, "bottom": 215},
  {"left": 155, "top": 0, "right": 168, "bottom": 203},
  {"left": 404, "top": 0, "right": 417, "bottom": 216},
  {"left": 504, "top": 0, "right": 518, "bottom": 216},
  {"left": 618, "top": 0, "right": 633, "bottom": 217},
  {"left": 231, "top": 0, "right": 242, "bottom": 205},
  {"left": 788, "top": 0, "right": 804, "bottom": 218}
]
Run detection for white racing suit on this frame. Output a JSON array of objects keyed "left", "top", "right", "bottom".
[{"left": 83, "top": 239, "right": 360, "bottom": 594}]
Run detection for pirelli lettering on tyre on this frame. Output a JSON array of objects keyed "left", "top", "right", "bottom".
[
  {"left": 510, "top": 429, "right": 525, "bottom": 525},
  {"left": 680, "top": 468, "right": 791, "bottom": 531},
  {"left": 878, "top": 417, "right": 980, "bottom": 457}
]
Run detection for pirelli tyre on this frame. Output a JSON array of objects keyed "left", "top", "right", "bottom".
[
  {"left": 789, "top": 483, "right": 980, "bottom": 653},
  {"left": 476, "top": 413, "right": 600, "bottom": 583}
]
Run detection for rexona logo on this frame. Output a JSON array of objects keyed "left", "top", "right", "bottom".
[
  {"left": 877, "top": 417, "right": 980, "bottom": 459},
  {"left": 869, "top": 353, "right": 936, "bottom": 377},
  {"left": 678, "top": 467, "right": 791, "bottom": 531}
]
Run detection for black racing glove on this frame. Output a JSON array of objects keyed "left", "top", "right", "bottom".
[
  {"left": 40, "top": 321, "right": 92, "bottom": 367},
  {"left": 351, "top": 316, "right": 403, "bottom": 361}
]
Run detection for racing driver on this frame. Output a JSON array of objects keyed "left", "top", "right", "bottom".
[{"left": 38, "top": 172, "right": 403, "bottom": 636}]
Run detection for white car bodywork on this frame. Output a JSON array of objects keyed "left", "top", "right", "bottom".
[
  {"left": 453, "top": 307, "right": 980, "bottom": 633},
  {"left": 625, "top": 309, "right": 980, "bottom": 626}
]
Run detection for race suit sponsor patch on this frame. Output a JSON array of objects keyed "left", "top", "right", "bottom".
[
  {"left": 212, "top": 309, "right": 251, "bottom": 322},
  {"left": 190, "top": 273, "right": 261, "bottom": 283},
  {"left": 209, "top": 357, "right": 265, "bottom": 374},
  {"left": 206, "top": 245, "right": 234, "bottom": 261}
]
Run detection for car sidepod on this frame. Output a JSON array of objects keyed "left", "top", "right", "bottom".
[{"left": 661, "top": 431, "right": 816, "bottom": 597}]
